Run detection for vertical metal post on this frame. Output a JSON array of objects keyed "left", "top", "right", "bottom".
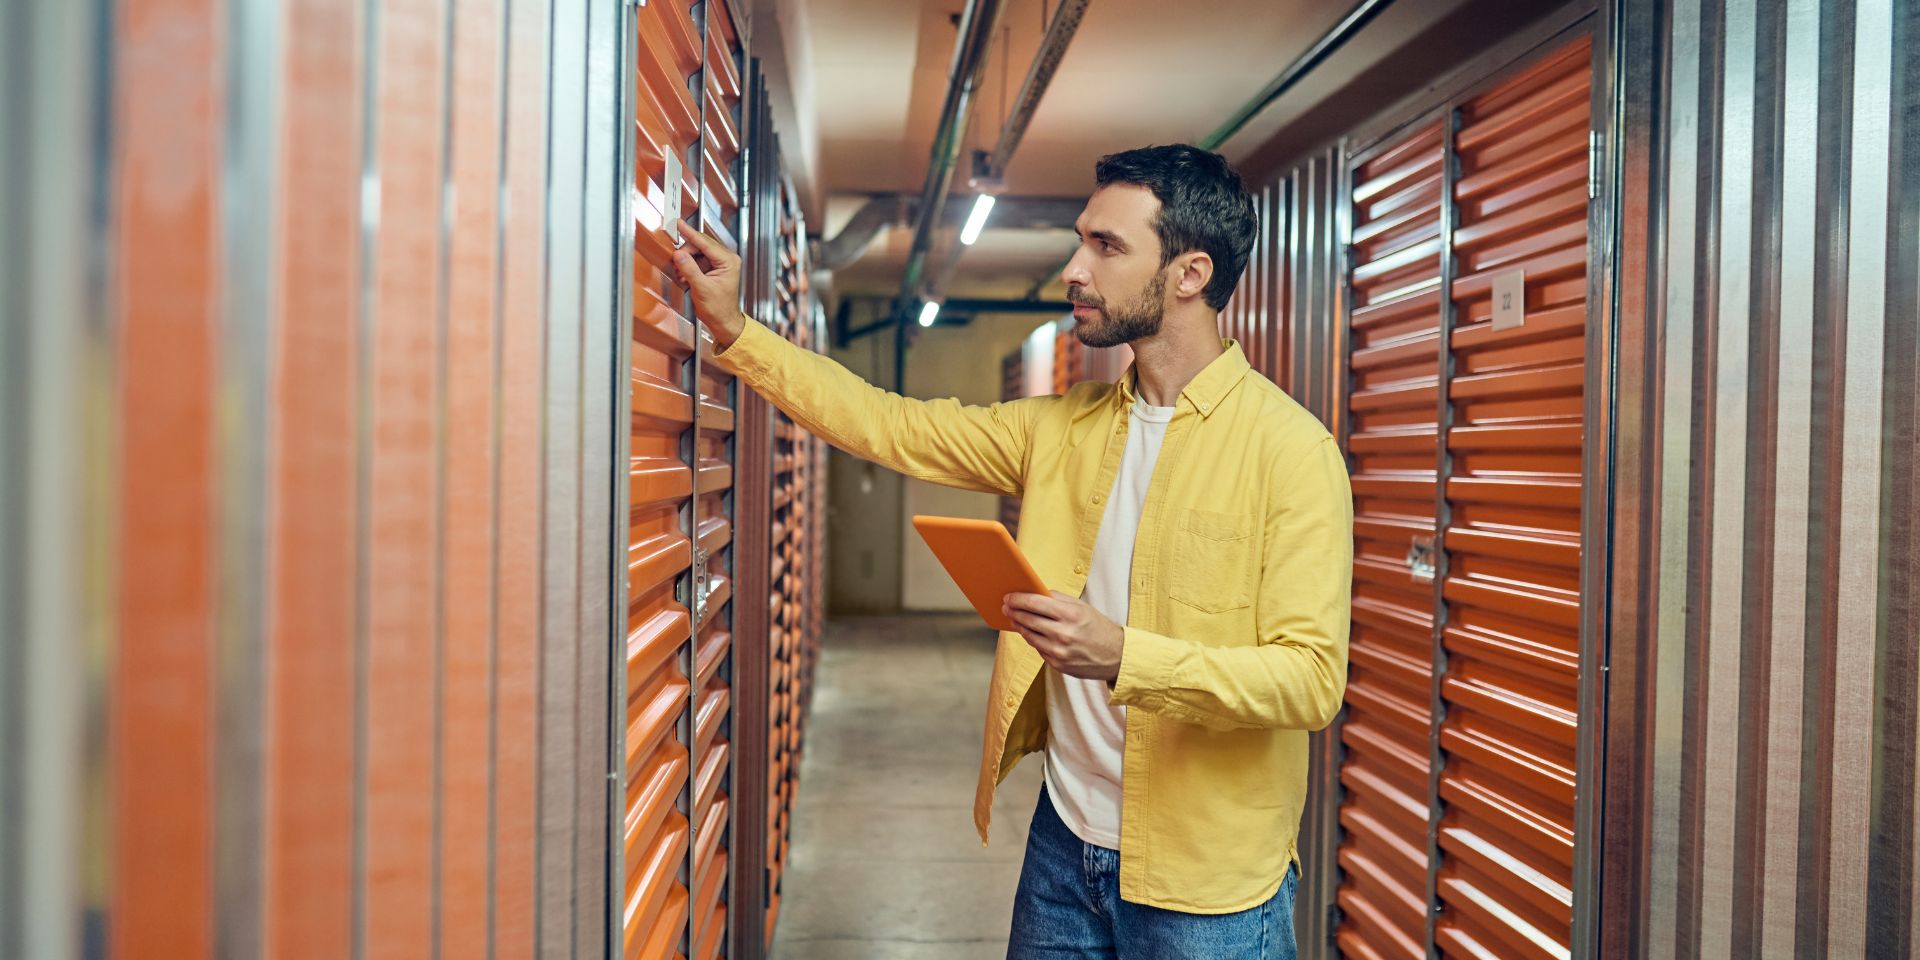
[
  {"left": 1575, "top": 5, "right": 1627, "bottom": 958},
  {"left": 609, "top": 0, "right": 639, "bottom": 954},
  {"left": 725, "top": 62, "right": 774, "bottom": 960},
  {"left": 1423, "top": 108, "right": 1460, "bottom": 960}
]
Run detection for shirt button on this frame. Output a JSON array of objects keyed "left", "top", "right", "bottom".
[
  {"left": 1092, "top": 494, "right": 1104, "bottom": 505},
  {"left": 1074, "top": 562, "right": 1087, "bottom": 575},
  {"left": 1200, "top": 401, "right": 1211, "bottom": 413},
  {"left": 1005, "top": 693, "right": 1019, "bottom": 708}
]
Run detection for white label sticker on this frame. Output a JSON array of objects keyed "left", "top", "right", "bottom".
[
  {"left": 1492, "top": 270, "right": 1526, "bottom": 330},
  {"left": 663, "top": 149, "right": 682, "bottom": 228}
]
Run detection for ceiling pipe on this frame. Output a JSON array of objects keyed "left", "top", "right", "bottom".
[
  {"left": 983, "top": 0, "right": 1090, "bottom": 179},
  {"left": 1020, "top": 0, "right": 1395, "bottom": 298},
  {"left": 929, "top": 0, "right": 1092, "bottom": 300},
  {"left": 816, "top": 194, "right": 1086, "bottom": 271},
  {"left": 815, "top": 195, "right": 911, "bottom": 272},
  {"left": 1197, "top": 0, "right": 1396, "bottom": 150},
  {"left": 891, "top": 0, "right": 1008, "bottom": 324}
]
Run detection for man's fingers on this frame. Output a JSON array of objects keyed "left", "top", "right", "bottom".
[
  {"left": 1013, "top": 628, "right": 1062, "bottom": 668},
  {"left": 1008, "top": 609, "right": 1056, "bottom": 640},
  {"left": 671, "top": 219, "right": 730, "bottom": 266},
  {"left": 1008, "top": 591, "right": 1074, "bottom": 622}
]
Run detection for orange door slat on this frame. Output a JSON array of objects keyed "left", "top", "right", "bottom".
[
  {"left": 266, "top": 0, "right": 362, "bottom": 955},
  {"left": 1338, "top": 119, "right": 1446, "bottom": 960},
  {"left": 112, "top": 0, "right": 220, "bottom": 953},
  {"left": 1432, "top": 37, "right": 1589, "bottom": 960}
]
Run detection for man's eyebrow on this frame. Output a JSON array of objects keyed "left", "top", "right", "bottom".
[{"left": 1084, "top": 228, "right": 1127, "bottom": 250}]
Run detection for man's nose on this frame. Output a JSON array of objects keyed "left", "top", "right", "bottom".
[{"left": 1061, "top": 248, "right": 1093, "bottom": 288}]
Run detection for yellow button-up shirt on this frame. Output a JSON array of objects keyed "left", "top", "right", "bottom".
[{"left": 715, "top": 316, "right": 1353, "bottom": 913}]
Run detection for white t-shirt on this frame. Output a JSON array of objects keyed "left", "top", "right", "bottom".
[{"left": 1043, "top": 397, "right": 1175, "bottom": 850}]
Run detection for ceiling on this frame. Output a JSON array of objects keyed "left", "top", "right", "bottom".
[{"left": 759, "top": 0, "right": 1571, "bottom": 300}]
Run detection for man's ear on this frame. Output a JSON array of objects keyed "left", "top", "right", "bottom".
[{"left": 1175, "top": 252, "right": 1214, "bottom": 301}]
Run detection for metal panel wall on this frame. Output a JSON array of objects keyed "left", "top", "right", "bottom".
[
  {"left": 1257, "top": 144, "right": 1350, "bottom": 959},
  {"left": 1, "top": 0, "right": 632, "bottom": 955},
  {"left": 1224, "top": 183, "right": 1285, "bottom": 377},
  {"left": 1, "top": 6, "right": 113, "bottom": 957},
  {"left": 1603, "top": 0, "right": 1920, "bottom": 956}
]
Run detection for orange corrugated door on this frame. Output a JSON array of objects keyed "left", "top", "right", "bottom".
[
  {"left": 764, "top": 184, "right": 807, "bottom": 947},
  {"left": 266, "top": 2, "right": 362, "bottom": 954},
  {"left": 493, "top": 0, "right": 551, "bottom": 951},
  {"left": 690, "top": 2, "right": 746, "bottom": 957},
  {"left": 362, "top": 2, "right": 449, "bottom": 952},
  {"left": 1433, "top": 37, "right": 1589, "bottom": 960},
  {"left": 627, "top": 0, "right": 702, "bottom": 955},
  {"left": 691, "top": 348, "right": 735, "bottom": 960},
  {"left": 111, "top": 0, "right": 220, "bottom": 951},
  {"left": 437, "top": 1, "right": 506, "bottom": 955},
  {"left": 1337, "top": 120, "right": 1446, "bottom": 960}
]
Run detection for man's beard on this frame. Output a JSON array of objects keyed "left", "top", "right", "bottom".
[{"left": 1068, "top": 271, "right": 1166, "bottom": 349}]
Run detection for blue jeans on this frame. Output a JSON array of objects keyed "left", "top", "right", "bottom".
[{"left": 1007, "top": 787, "right": 1298, "bottom": 959}]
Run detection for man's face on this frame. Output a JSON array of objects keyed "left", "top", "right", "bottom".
[{"left": 1062, "top": 185, "right": 1168, "bottom": 349}]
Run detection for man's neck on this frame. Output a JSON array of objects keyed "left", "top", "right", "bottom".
[{"left": 1129, "top": 316, "right": 1225, "bottom": 408}]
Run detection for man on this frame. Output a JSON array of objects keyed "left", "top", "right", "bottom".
[{"left": 671, "top": 143, "right": 1352, "bottom": 960}]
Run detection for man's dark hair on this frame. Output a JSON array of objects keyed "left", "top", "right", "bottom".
[{"left": 1093, "top": 144, "right": 1258, "bottom": 311}]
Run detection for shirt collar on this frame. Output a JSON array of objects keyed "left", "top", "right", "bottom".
[{"left": 1115, "top": 339, "right": 1251, "bottom": 420}]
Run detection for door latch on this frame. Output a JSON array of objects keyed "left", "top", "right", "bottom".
[{"left": 1406, "top": 536, "right": 1436, "bottom": 584}]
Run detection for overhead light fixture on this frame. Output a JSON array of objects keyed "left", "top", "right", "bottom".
[
  {"left": 959, "top": 194, "right": 996, "bottom": 246},
  {"left": 918, "top": 300, "right": 941, "bottom": 328}
]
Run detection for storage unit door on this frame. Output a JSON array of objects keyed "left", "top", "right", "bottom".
[
  {"left": 1432, "top": 37, "right": 1589, "bottom": 960},
  {"left": 763, "top": 179, "right": 814, "bottom": 947},
  {"left": 1337, "top": 119, "right": 1447, "bottom": 960},
  {"left": 690, "top": 4, "right": 748, "bottom": 959},
  {"left": 626, "top": 0, "right": 703, "bottom": 955},
  {"left": 1331, "top": 31, "right": 1595, "bottom": 960}
]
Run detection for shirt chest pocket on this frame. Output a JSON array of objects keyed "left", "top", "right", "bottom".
[{"left": 1168, "top": 509, "right": 1254, "bottom": 614}]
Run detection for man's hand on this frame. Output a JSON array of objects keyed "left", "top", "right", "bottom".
[
  {"left": 669, "top": 219, "right": 746, "bottom": 349},
  {"left": 1003, "top": 591, "right": 1125, "bottom": 683}
]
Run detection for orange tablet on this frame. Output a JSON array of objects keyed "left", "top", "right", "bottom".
[{"left": 911, "top": 516, "right": 1049, "bottom": 633}]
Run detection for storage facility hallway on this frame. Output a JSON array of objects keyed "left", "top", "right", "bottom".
[
  {"left": 766, "top": 616, "right": 1043, "bottom": 959},
  {"left": 6, "top": 1, "right": 1919, "bottom": 960}
]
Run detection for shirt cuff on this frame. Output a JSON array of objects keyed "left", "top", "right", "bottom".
[
  {"left": 1110, "top": 626, "right": 1179, "bottom": 708},
  {"left": 709, "top": 313, "right": 772, "bottom": 377}
]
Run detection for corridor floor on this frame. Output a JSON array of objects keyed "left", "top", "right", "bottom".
[{"left": 769, "top": 614, "right": 1045, "bottom": 960}]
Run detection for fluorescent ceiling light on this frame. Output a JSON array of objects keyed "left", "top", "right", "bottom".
[
  {"left": 918, "top": 301, "right": 941, "bottom": 328},
  {"left": 959, "top": 194, "right": 996, "bottom": 246}
]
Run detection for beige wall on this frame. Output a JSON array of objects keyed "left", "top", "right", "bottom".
[{"left": 825, "top": 303, "right": 1056, "bottom": 614}]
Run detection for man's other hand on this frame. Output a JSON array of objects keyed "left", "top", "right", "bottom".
[{"left": 1003, "top": 591, "right": 1125, "bottom": 683}]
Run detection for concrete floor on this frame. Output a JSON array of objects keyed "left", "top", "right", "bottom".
[{"left": 769, "top": 614, "right": 1046, "bottom": 960}]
